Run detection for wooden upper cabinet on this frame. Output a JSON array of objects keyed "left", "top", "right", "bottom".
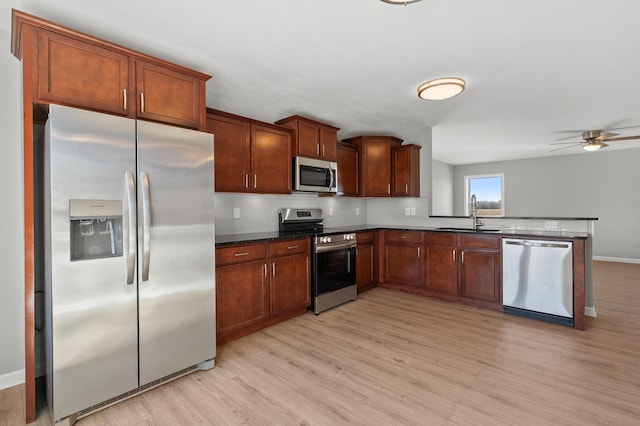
[
  {"left": 207, "top": 113, "right": 250, "bottom": 192},
  {"left": 336, "top": 142, "right": 358, "bottom": 196},
  {"left": 14, "top": 10, "right": 210, "bottom": 130},
  {"left": 275, "top": 115, "right": 339, "bottom": 162},
  {"left": 252, "top": 124, "right": 292, "bottom": 194},
  {"left": 343, "top": 136, "right": 402, "bottom": 197},
  {"left": 392, "top": 144, "right": 421, "bottom": 197},
  {"left": 36, "top": 29, "right": 130, "bottom": 116},
  {"left": 136, "top": 60, "right": 204, "bottom": 129}
]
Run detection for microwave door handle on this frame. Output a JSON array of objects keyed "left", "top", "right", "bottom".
[{"left": 328, "top": 168, "right": 335, "bottom": 190}]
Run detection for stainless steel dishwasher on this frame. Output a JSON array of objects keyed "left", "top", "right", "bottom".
[{"left": 502, "top": 238, "right": 574, "bottom": 327}]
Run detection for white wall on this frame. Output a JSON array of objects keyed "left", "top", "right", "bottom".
[
  {"left": 0, "top": 0, "right": 27, "bottom": 389},
  {"left": 451, "top": 149, "right": 640, "bottom": 260},
  {"left": 431, "top": 159, "right": 454, "bottom": 216}
]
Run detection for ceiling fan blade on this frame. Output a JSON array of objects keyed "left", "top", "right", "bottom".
[
  {"left": 550, "top": 141, "right": 582, "bottom": 145},
  {"left": 595, "top": 132, "right": 619, "bottom": 141},
  {"left": 554, "top": 134, "right": 582, "bottom": 142},
  {"left": 550, "top": 143, "right": 582, "bottom": 152},
  {"left": 602, "top": 135, "right": 640, "bottom": 142}
]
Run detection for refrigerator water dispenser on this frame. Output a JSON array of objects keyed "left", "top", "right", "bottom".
[{"left": 70, "top": 199, "right": 123, "bottom": 261}]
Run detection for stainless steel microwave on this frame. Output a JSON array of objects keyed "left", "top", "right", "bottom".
[{"left": 293, "top": 156, "right": 338, "bottom": 193}]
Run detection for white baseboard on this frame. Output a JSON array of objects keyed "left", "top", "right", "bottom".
[
  {"left": 0, "top": 369, "right": 25, "bottom": 390},
  {"left": 585, "top": 306, "right": 597, "bottom": 318},
  {"left": 593, "top": 256, "right": 640, "bottom": 264}
]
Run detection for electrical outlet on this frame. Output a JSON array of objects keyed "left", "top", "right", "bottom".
[
  {"left": 233, "top": 207, "right": 241, "bottom": 219},
  {"left": 405, "top": 207, "right": 411, "bottom": 216},
  {"left": 355, "top": 207, "right": 360, "bottom": 216},
  {"left": 329, "top": 207, "right": 334, "bottom": 216},
  {"left": 410, "top": 207, "right": 416, "bottom": 216}
]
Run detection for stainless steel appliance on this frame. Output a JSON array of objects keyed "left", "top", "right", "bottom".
[
  {"left": 502, "top": 238, "right": 574, "bottom": 326},
  {"left": 293, "top": 156, "right": 337, "bottom": 193},
  {"left": 278, "top": 208, "right": 356, "bottom": 314},
  {"left": 41, "top": 105, "right": 216, "bottom": 424}
]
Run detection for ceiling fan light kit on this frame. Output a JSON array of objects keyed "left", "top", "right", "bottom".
[
  {"left": 381, "top": 0, "right": 423, "bottom": 5},
  {"left": 549, "top": 128, "right": 640, "bottom": 152},
  {"left": 418, "top": 77, "right": 465, "bottom": 100},
  {"left": 583, "top": 142, "right": 605, "bottom": 151}
]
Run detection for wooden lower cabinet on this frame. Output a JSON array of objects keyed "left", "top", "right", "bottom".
[
  {"left": 215, "top": 238, "right": 310, "bottom": 344},
  {"left": 459, "top": 236, "right": 501, "bottom": 303},
  {"left": 356, "top": 231, "right": 377, "bottom": 292},
  {"left": 382, "top": 231, "right": 422, "bottom": 288}
]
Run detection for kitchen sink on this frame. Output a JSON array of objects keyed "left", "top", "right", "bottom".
[{"left": 436, "top": 227, "right": 501, "bottom": 233}]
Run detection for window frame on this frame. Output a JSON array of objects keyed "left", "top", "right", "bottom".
[{"left": 464, "top": 173, "right": 505, "bottom": 217}]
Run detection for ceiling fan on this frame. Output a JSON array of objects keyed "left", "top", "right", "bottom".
[{"left": 550, "top": 130, "right": 640, "bottom": 152}]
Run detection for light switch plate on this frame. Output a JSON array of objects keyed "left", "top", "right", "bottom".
[
  {"left": 405, "top": 207, "right": 411, "bottom": 216},
  {"left": 233, "top": 207, "right": 241, "bottom": 219},
  {"left": 355, "top": 208, "right": 360, "bottom": 216},
  {"left": 329, "top": 207, "right": 334, "bottom": 216},
  {"left": 410, "top": 207, "right": 416, "bottom": 216}
]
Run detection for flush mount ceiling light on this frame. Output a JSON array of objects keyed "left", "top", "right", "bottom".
[
  {"left": 417, "top": 77, "right": 466, "bottom": 100},
  {"left": 381, "top": 0, "right": 423, "bottom": 5}
]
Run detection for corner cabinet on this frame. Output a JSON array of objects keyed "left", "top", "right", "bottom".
[
  {"left": 215, "top": 237, "right": 311, "bottom": 345},
  {"left": 336, "top": 141, "right": 359, "bottom": 196},
  {"left": 392, "top": 144, "right": 421, "bottom": 197},
  {"left": 342, "top": 136, "right": 404, "bottom": 197},
  {"left": 29, "top": 19, "right": 208, "bottom": 130},
  {"left": 275, "top": 115, "right": 339, "bottom": 162},
  {"left": 207, "top": 109, "right": 292, "bottom": 194}
]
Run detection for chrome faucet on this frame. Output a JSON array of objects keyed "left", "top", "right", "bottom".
[{"left": 470, "top": 194, "right": 483, "bottom": 230}]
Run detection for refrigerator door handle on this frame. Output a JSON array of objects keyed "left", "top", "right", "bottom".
[
  {"left": 141, "top": 171, "right": 151, "bottom": 282},
  {"left": 125, "top": 171, "right": 136, "bottom": 284}
]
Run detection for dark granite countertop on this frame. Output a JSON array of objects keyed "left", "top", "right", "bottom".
[
  {"left": 216, "top": 225, "right": 589, "bottom": 247},
  {"left": 430, "top": 216, "right": 598, "bottom": 221}
]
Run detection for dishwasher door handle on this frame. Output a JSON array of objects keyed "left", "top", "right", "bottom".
[{"left": 505, "top": 240, "right": 570, "bottom": 249}]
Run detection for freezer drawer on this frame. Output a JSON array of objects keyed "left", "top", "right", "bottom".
[{"left": 502, "top": 238, "right": 573, "bottom": 326}]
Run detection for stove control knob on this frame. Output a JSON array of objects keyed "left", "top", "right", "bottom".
[{"left": 327, "top": 236, "right": 332, "bottom": 243}]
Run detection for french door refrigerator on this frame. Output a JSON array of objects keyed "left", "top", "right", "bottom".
[{"left": 42, "top": 104, "right": 216, "bottom": 424}]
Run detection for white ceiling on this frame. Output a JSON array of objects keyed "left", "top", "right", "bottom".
[{"left": 19, "top": 0, "right": 640, "bottom": 165}]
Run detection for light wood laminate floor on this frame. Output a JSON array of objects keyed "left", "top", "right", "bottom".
[{"left": 2, "top": 261, "right": 639, "bottom": 425}]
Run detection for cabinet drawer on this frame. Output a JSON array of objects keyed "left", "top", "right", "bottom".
[
  {"left": 425, "top": 232, "right": 457, "bottom": 246},
  {"left": 270, "top": 238, "right": 310, "bottom": 257},
  {"left": 357, "top": 231, "right": 376, "bottom": 244},
  {"left": 461, "top": 235, "right": 500, "bottom": 249},
  {"left": 216, "top": 243, "right": 268, "bottom": 266},
  {"left": 384, "top": 230, "right": 422, "bottom": 243}
]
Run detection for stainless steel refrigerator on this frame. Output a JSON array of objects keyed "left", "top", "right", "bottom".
[{"left": 42, "top": 104, "right": 216, "bottom": 424}]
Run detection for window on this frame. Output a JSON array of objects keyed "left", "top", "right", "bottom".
[{"left": 464, "top": 174, "right": 504, "bottom": 216}]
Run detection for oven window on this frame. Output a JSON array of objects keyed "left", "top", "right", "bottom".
[{"left": 315, "top": 248, "right": 356, "bottom": 294}]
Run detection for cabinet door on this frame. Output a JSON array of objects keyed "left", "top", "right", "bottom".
[
  {"left": 270, "top": 253, "right": 311, "bottom": 316},
  {"left": 136, "top": 60, "right": 204, "bottom": 129},
  {"left": 424, "top": 245, "right": 458, "bottom": 294},
  {"left": 207, "top": 114, "right": 251, "bottom": 192},
  {"left": 362, "top": 139, "right": 392, "bottom": 197},
  {"left": 251, "top": 124, "right": 292, "bottom": 194},
  {"left": 336, "top": 143, "right": 358, "bottom": 196},
  {"left": 460, "top": 249, "right": 500, "bottom": 302},
  {"left": 392, "top": 145, "right": 420, "bottom": 197},
  {"left": 383, "top": 241, "right": 422, "bottom": 287},
  {"left": 37, "top": 29, "right": 130, "bottom": 115},
  {"left": 319, "top": 126, "right": 338, "bottom": 161},
  {"left": 298, "top": 120, "right": 320, "bottom": 158},
  {"left": 216, "top": 261, "right": 269, "bottom": 337},
  {"left": 356, "top": 242, "right": 375, "bottom": 291}
]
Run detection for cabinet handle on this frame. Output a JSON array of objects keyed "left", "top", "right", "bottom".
[
  {"left": 245, "top": 174, "right": 249, "bottom": 189},
  {"left": 316, "top": 143, "right": 320, "bottom": 155},
  {"left": 272, "top": 262, "right": 276, "bottom": 276},
  {"left": 405, "top": 183, "right": 408, "bottom": 194},
  {"left": 461, "top": 251, "right": 465, "bottom": 263},
  {"left": 453, "top": 250, "right": 456, "bottom": 262},
  {"left": 123, "top": 89, "right": 127, "bottom": 110},
  {"left": 388, "top": 184, "right": 391, "bottom": 194},
  {"left": 399, "top": 236, "right": 406, "bottom": 239},
  {"left": 263, "top": 264, "right": 267, "bottom": 279},
  {"left": 287, "top": 245, "right": 299, "bottom": 250},
  {"left": 254, "top": 174, "right": 257, "bottom": 189},
  {"left": 322, "top": 145, "right": 325, "bottom": 157},
  {"left": 417, "top": 246, "right": 421, "bottom": 259},
  {"left": 234, "top": 252, "right": 249, "bottom": 257},
  {"left": 140, "top": 92, "right": 145, "bottom": 113}
]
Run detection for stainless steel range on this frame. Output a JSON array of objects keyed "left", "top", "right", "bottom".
[{"left": 279, "top": 208, "right": 357, "bottom": 314}]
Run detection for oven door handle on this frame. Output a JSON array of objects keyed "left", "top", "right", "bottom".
[{"left": 315, "top": 241, "right": 357, "bottom": 253}]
